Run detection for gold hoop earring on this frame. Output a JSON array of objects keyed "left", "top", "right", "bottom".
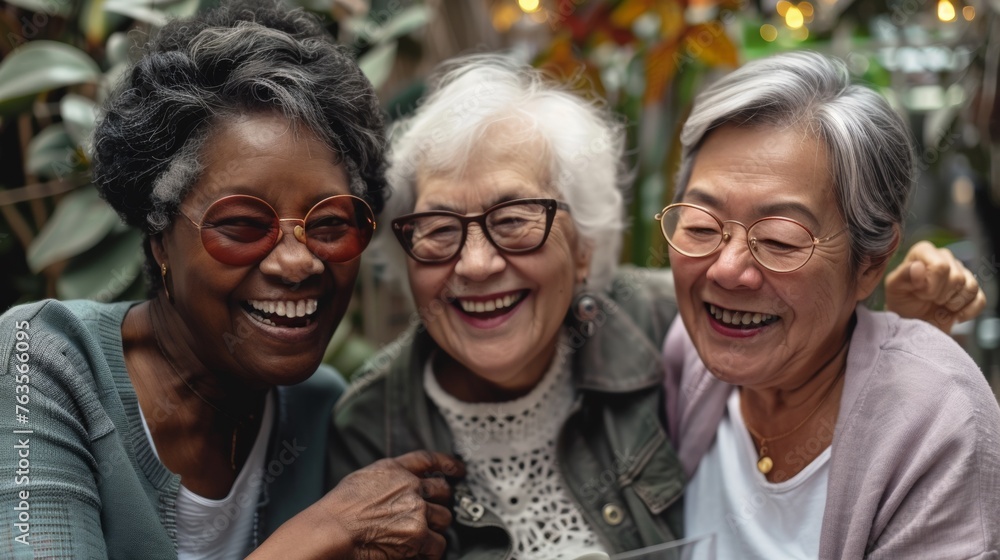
[{"left": 160, "top": 262, "right": 172, "bottom": 302}]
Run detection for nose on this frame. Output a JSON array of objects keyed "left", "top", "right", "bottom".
[
  {"left": 453, "top": 224, "right": 506, "bottom": 281},
  {"left": 258, "top": 221, "right": 325, "bottom": 283},
  {"left": 705, "top": 224, "right": 764, "bottom": 290}
]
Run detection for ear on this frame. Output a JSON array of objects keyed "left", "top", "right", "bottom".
[
  {"left": 149, "top": 232, "right": 168, "bottom": 266},
  {"left": 854, "top": 225, "right": 901, "bottom": 301}
]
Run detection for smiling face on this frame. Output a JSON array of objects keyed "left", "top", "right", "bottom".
[
  {"left": 406, "top": 132, "right": 591, "bottom": 401},
  {"left": 153, "top": 112, "right": 359, "bottom": 387},
  {"left": 670, "top": 124, "right": 883, "bottom": 391}
]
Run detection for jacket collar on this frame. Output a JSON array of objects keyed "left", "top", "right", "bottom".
[
  {"left": 385, "top": 291, "right": 665, "bottom": 454},
  {"left": 568, "top": 291, "right": 666, "bottom": 393}
]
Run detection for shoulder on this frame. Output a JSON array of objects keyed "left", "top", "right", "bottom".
[
  {"left": 333, "top": 332, "right": 407, "bottom": 422},
  {"left": 298, "top": 362, "right": 347, "bottom": 399},
  {"left": 857, "top": 309, "right": 989, "bottom": 408},
  {"left": 1, "top": 299, "right": 131, "bottom": 353},
  {"left": 604, "top": 266, "right": 678, "bottom": 342},
  {"left": 843, "top": 308, "right": 1000, "bottom": 448},
  {"left": 0, "top": 300, "right": 130, "bottom": 382}
]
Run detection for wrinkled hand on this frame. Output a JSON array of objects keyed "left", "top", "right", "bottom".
[
  {"left": 885, "top": 241, "right": 986, "bottom": 333},
  {"left": 323, "top": 450, "right": 465, "bottom": 560}
]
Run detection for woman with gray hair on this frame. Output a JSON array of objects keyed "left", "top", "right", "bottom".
[
  {"left": 0, "top": 2, "right": 461, "bottom": 558},
  {"left": 331, "top": 52, "right": 984, "bottom": 559},
  {"left": 661, "top": 51, "right": 1000, "bottom": 558}
]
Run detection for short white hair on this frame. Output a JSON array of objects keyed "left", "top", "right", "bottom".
[{"left": 376, "top": 54, "right": 628, "bottom": 291}]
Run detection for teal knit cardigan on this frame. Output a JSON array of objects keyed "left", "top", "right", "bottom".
[{"left": 0, "top": 299, "right": 344, "bottom": 558}]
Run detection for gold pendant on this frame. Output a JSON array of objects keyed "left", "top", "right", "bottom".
[{"left": 757, "top": 456, "right": 773, "bottom": 474}]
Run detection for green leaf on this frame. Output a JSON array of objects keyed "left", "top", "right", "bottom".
[
  {"left": 57, "top": 228, "right": 144, "bottom": 301},
  {"left": 80, "top": 0, "right": 129, "bottom": 45},
  {"left": 366, "top": 5, "right": 431, "bottom": 44},
  {"left": 104, "top": 0, "right": 200, "bottom": 26},
  {"left": 61, "top": 94, "right": 97, "bottom": 151},
  {"left": 26, "top": 123, "right": 80, "bottom": 180},
  {"left": 26, "top": 185, "right": 121, "bottom": 272},
  {"left": 105, "top": 31, "right": 131, "bottom": 66},
  {"left": 4, "top": 0, "right": 73, "bottom": 17},
  {"left": 358, "top": 41, "right": 397, "bottom": 90},
  {"left": 0, "top": 41, "right": 101, "bottom": 102},
  {"left": 101, "top": 2, "right": 168, "bottom": 26}
]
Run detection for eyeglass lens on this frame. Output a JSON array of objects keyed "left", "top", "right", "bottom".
[
  {"left": 198, "top": 195, "right": 375, "bottom": 266},
  {"left": 397, "top": 201, "right": 552, "bottom": 262},
  {"left": 660, "top": 205, "right": 816, "bottom": 272}
]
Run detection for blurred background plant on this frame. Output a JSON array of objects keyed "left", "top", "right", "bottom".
[{"left": 1, "top": 0, "right": 998, "bottom": 386}]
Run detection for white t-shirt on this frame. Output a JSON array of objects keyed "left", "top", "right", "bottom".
[
  {"left": 685, "top": 388, "right": 830, "bottom": 559},
  {"left": 140, "top": 392, "right": 274, "bottom": 560}
]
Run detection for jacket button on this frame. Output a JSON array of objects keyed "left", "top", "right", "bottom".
[{"left": 602, "top": 503, "right": 624, "bottom": 526}]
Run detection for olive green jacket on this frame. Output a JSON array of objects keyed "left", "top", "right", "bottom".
[{"left": 329, "top": 268, "right": 684, "bottom": 559}]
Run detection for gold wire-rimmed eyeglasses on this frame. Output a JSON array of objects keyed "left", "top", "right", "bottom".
[{"left": 655, "top": 202, "right": 847, "bottom": 273}]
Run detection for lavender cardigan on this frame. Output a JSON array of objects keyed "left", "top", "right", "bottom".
[{"left": 664, "top": 305, "right": 1000, "bottom": 558}]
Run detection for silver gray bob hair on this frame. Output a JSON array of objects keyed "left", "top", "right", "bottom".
[
  {"left": 675, "top": 51, "right": 913, "bottom": 272},
  {"left": 379, "top": 54, "right": 628, "bottom": 291}
]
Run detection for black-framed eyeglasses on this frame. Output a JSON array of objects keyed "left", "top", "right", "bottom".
[
  {"left": 391, "top": 198, "right": 571, "bottom": 264},
  {"left": 655, "top": 202, "right": 847, "bottom": 273}
]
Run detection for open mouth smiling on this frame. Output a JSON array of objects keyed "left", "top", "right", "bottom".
[
  {"left": 450, "top": 290, "right": 528, "bottom": 320},
  {"left": 242, "top": 298, "right": 319, "bottom": 328},
  {"left": 706, "top": 303, "right": 780, "bottom": 329}
]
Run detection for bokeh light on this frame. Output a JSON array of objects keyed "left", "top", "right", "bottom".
[
  {"left": 760, "top": 24, "right": 779, "bottom": 42},
  {"left": 518, "top": 0, "right": 541, "bottom": 14},
  {"left": 785, "top": 6, "right": 804, "bottom": 29},
  {"left": 937, "top": 0, "right": 957, "bottom": 22}
]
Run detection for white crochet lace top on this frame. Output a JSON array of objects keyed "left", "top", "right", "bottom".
[{"left": 423, "top": 336, "right": 606, "bottom": 560}]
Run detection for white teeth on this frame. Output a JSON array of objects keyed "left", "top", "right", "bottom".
[
  {"left": 458, "top": 292, "right": 524, "bottom": 314},
  {"left": 247, "top": 299, "right": 319, "bottom": 319},
  {"left": 708, "top": 304, "right": 776, "bottom": 326}
]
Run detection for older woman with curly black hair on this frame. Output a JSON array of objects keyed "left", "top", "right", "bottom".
[{"left": 0, "top": 2, "right": 460, "bottom": 559}]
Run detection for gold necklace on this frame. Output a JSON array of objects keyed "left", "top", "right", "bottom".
[
  {"left": 742, "top": 336, "right": 849, "bottom": 475},
  {"left": 148, "top": 301, "right": 255, "bottom": 471}
]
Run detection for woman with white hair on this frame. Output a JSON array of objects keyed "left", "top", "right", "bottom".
[
  {"left": 331, "top": 53, "right": 986, "bottom": 559},
  {"left": 333, "top": 55, "right": 681, "bottom": 560},
  {"left": 661, "top": 51, "right": 1000, "bottom": 558}
]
